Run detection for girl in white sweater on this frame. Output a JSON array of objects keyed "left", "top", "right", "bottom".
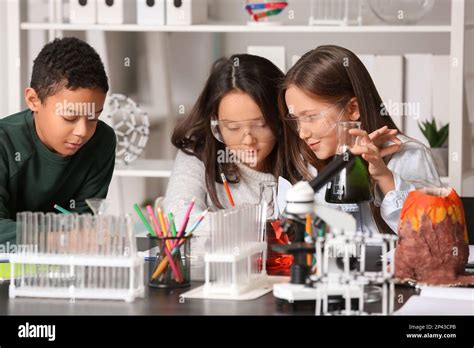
[{"left": 280, "top": 45, "right": 440, "bottom": 234}]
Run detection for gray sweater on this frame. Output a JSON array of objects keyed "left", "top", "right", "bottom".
[{"left": 163, "top": 150, "right": 276, "bottom": 279}]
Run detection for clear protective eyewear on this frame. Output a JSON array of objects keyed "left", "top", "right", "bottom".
[
  {"left": 284, "top": 100, "right": 347, "bottom": 137},
  {"left": 210, "top": 117, "right": 275, "bottom": 145}
]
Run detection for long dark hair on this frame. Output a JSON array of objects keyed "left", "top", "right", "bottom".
[
  {"left": 279, "top": 45, "right": 401, "bottom": 233},
  {"left": 172, "top": 54, "right": 285, "bottom": 208}
]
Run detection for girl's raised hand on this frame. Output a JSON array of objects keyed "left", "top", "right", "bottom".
[{"left": 368, "top": 126, "right": 402, "bottom": 158}]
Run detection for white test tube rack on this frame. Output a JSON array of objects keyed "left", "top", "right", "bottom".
[
  {"left": 9, "top": 212, "right": 145, "bottom": 303},
  {"left": 313, "top": 230, "right": 397, "bottom": 316},
  {"left": 203, "top": 204, "right": 268, "bottom": 296}
]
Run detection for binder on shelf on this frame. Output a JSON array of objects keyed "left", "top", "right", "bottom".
[
  {"left": 404, "top": 54, "right": 433, "bottom": 147},
  {"left": 373, "top": 56, "right": 404, "bottom": 131},
  {"left": 431, "top": 55, "right": 450, "bottom": 127},
  {"left": 69, "top": 0, "right": 97, "bottom": 24},
  {"left": 166, "top": 0, "right": 207, "bottom": 26},
  {"left": 137, "top": 0, "right": 166, "bottom": 25},
  {"left": 97, "top": 0, "right": 136, "bottom": 25}
]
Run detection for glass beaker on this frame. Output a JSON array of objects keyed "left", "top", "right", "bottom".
[
  {"left": 259, "top": 182, "right": 293, "bottom": 276},
  {"left": 325, "top": 121, "right": 373, "bottom": 204}
]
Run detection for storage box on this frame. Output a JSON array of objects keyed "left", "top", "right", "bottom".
[
  {"left": 97, "top": 0, "right": 136, "bottom": 24},
  {"left": 70, "top": 0, "right": 97, "bottom": 24},
  {"left": 166, "top": 0, "right": 207, "bottom": 25},
  {"left": 137, "top": 0, "right": 166, "bottom": 25}
]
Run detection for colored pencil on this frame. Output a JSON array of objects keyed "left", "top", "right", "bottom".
[
  {"left": 186, "top": 208, "right": 209, "bottom": 234},
  {"left": 133, "top": 204, "right": 155, "bottom": 236},
  {"left": 177, "top": 197, "right": 196, "bottom": 237},
  {"left": 220, "top": 173, "right": 235, "bottom": 208},
  {"left": 306, "top": 214, "right": 312, "bottom": 267},
  {"left": 54, "top": 204, "right": 72, "bottom": 215},
  {"left": 168, "top": 212, "right": 177, "bottom": 237},
  {"left": 157, "top": 207, "right": 167, "bottom": 235},
  {"left": 145, "top": 206, "right": 162, "bottom": 237}
]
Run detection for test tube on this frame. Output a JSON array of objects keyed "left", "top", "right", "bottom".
[
  {"left": 26, "top": 212, "right": 33, "bottom": 253},
  {"left": 389, "top": 279, "right": 395, "bottom": 314},
  {"left": 389, "top": 236, "right": 396, "bottom": 276},
  {"left": 39, "top": 213, "right": 46, "bottom": 254},
  {"left": 360, "top": 242, "right": 366, "bottom": 275},
  {"left": 100, "top": 216, "right": 108, "bottom": 288},
  {"left": 225, "top": 212, "right": 230, "bottom": 286},
  {"left": 119, "top": 219, "right": 125, "bottom": 257},
  {"left": 32, "top": 213, "right": 39, "bottom": 254},
  {"left": 217, "top": 212, "right": 222, "bottom": 285},
  {"left": 16, "top": 212, "right": 22, "bottom": 248},
  {"left": 126, "top": 215, "right": 136, "bottom": 256},
  {"left": 88, "top": 215, "right": 94, "bottom": 255},
  {"left": 381, "top": 237, "right": 388, "bottom": 278},
  {"left": 43, "top": 214, "right": 49, "bottom": 289},
  {"left": 217, "top": 211, "right": 222, "bottom": 285},
  {"left": 223, "top": 211, "right": 228, "bottom": 285},
  {"left": 53, "top": 214, "right": 60, "bottom": 255}
]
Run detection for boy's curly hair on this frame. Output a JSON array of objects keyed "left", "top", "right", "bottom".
[{"left": 30, "top": 37, "right": 109, "bottom": 102}]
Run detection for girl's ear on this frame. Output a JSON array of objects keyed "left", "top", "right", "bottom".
[
  {"left": 25, "top": 88, "right": 41, "bottom": 112},
  {"left": 346, "top": 97, "right": 360, "bottom": 121}
]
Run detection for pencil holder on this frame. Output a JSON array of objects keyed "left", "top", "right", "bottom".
[{"left": 147, "top": 235, "right": 191, "bottom": 289}]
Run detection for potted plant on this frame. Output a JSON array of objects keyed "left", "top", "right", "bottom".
[{"left": 418, "top": 119, "right": 449, "bottom": 177}]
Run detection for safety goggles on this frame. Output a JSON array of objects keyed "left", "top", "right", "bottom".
[
  {"left": 284, "top": 100, "right": 346, "bottom": 137},
  {"left": 210, "top": 117, "right": 275, "bottom": 145}
]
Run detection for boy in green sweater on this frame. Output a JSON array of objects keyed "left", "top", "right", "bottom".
[{"left": 0, "top": 37, "right": 116, "bottom": 245}]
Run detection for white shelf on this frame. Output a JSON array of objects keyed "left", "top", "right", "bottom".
[
  {"left": 20, "top": 22, "right": 452, "bottom": 33},
  {"left": 113, "top": 159, "right": 174, "bottom": 178}
]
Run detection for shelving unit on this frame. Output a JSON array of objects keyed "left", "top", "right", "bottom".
[
  {"left": 2, "top": 0, "right": 471, "bottom": 195},
  {"left": 20, "top": 22, "right": 452, "bottom": 33},
  {"left": 113, "top": 159, "right": 174, "bottom": 178}
]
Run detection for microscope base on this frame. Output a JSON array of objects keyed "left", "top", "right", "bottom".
[{"left": 273, "top": 282, "right": 362, "bottom": 302}]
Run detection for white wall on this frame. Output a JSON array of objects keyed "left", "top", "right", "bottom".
[{"left": 4, "top": 0, "right": 473, "bottom": 206}]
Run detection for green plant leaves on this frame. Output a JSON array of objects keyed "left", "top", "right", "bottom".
[{"left": 418, "top": 119, "right": 449, "bottom": 148}]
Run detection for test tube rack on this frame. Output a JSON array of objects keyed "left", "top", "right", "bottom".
[
  {"left": 309, "top": 0, "right": 363, "bottom": 26},
  {"left": 204, "top": 204, "right": 268, "bottom": 296},
  {"left": 311, "top": 230, "right": 398, "bottom": 315},
  {"left": 9, "top": 212, "right": 144, "bottom": 302}
]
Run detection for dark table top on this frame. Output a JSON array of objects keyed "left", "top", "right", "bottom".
[
  {"left": 0, "top": 280, "right": 418, "bottom": 316},
  {"left": 0, "top": 241, "right": 418, "bottom": 316}
]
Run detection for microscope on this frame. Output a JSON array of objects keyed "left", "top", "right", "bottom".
[{"left": 272, "top": 151, "right": 364, "bottom": 303}]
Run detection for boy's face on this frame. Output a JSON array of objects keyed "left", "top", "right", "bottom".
[{"left": 26, "top": 87, "right": 106, "bottom": 157}]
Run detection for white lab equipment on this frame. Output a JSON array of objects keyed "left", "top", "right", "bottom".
[
  {"left": 203, "top": 204, "right": 268, "bottom": 297},
  {"left": 9, "top": 212, "right": 144, "bottom": 302}
]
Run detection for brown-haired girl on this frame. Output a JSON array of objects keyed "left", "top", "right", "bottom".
[{"left": 280, "top": 45, "right": 441, "bottom": 234}]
